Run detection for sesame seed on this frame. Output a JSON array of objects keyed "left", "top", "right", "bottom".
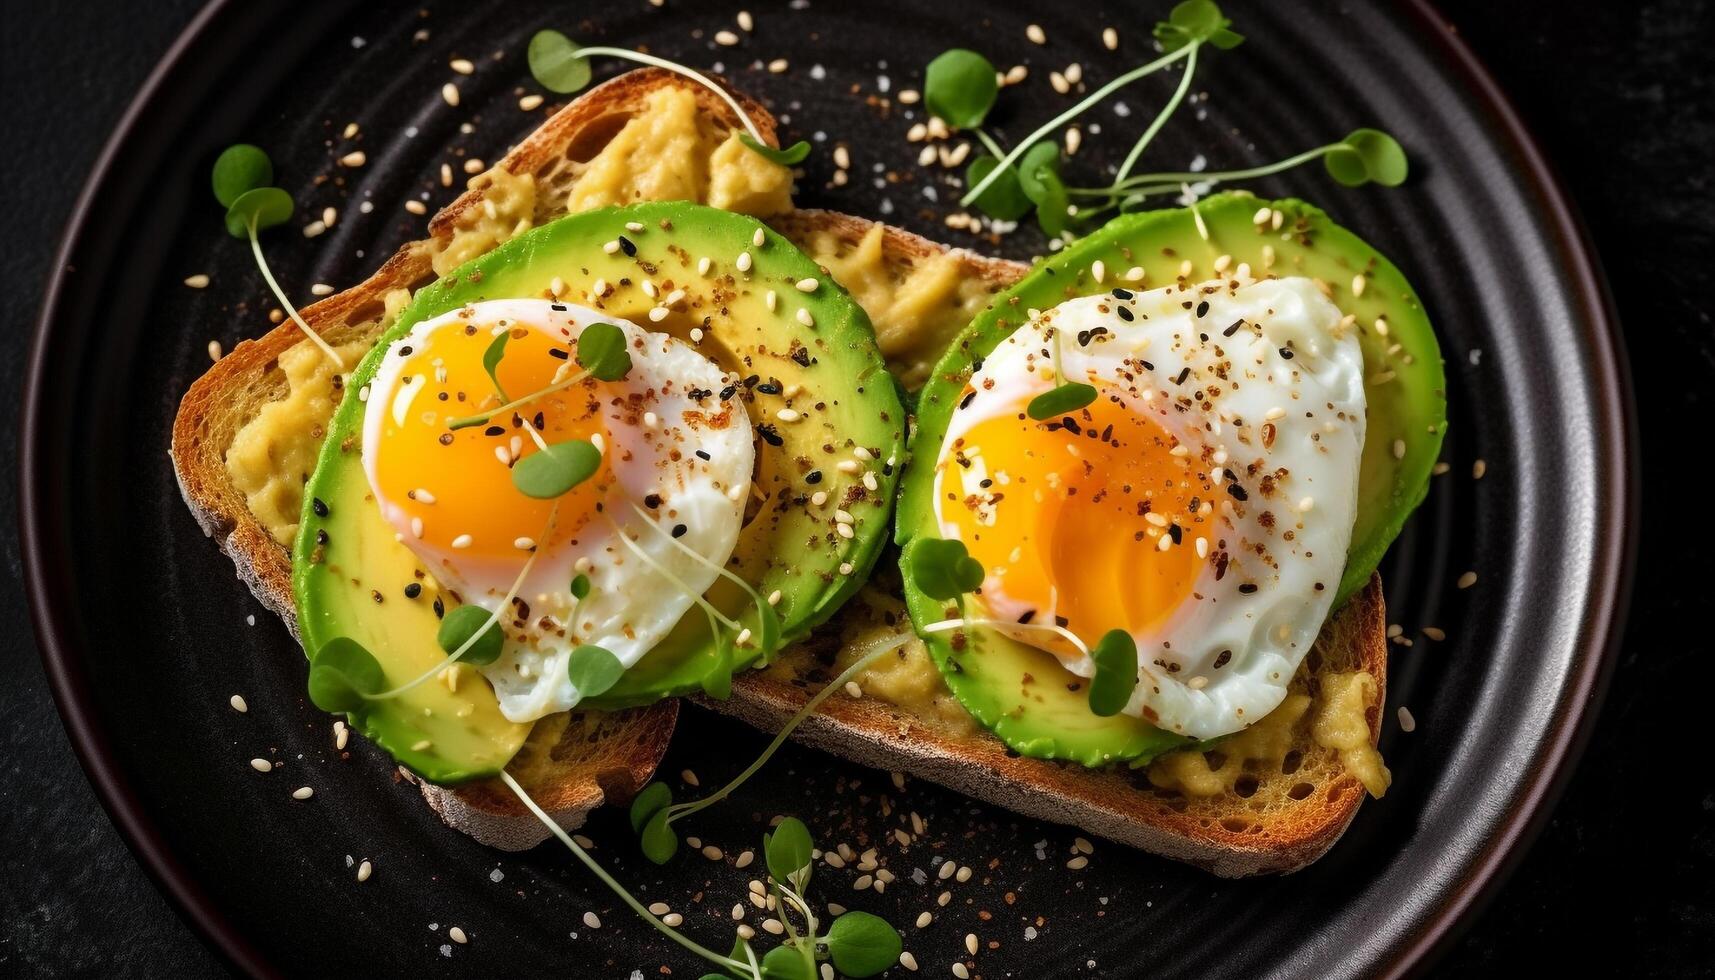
[
  {"left": 965, "top": 933, "right": 979, "bottom": 956},
  {"left": 441, "top": 82, "right": 460, "bottom": 106},
  {"left": 839, "top": 562, "right": 854, "bottom": 575},
  {"left": 449, "top": 57, "right": 475, "bottom": 75},
  {"left": 863, "top": 472, "right": 879, "bottom": 492},
  {"left": 898, "top": 88, "right": 920, "bottom": 103},
  {"left": 900, "top": 951, "right": 920, "bottom": 971},
  {"left": 732, "top": 904, "right": 745, "bottom": 920},
  {"left": 1026, "top": 23, "right": 1046, "bottom": 44},
  {"left": 737, "top": 10, "right": 754, "bottom": 30},
  {"left": 954, "top": 965, "right": 971, "bottom": 979},
  {"left": 334, "top": 721, "right": 348, "bottom": 749},
  {"left": 411, "top": 740, "right": 431, "bottom": 751},
  {"left": 207, "top": 340, "right": 223, "bottom": 361},
  {"left": 777, "top": 408, "right": 802, "bottom": 423},
  {"left": 1065, "top": 63, "right": 1083, "bottom": 85},
  {"left": 1433, "top": 461, "right": 1451, "bottom": 475},
  {"left": 938, "top": 891, "right": 953, "bottom": 906},
  {"left": 736, "top": 628, "right": 753, "bottom": 646},
  {"left": 230, "top": 695, "right": 248, "bottom": 713},
  {"left": 955, "top": 865, "right": 972, "bottom": 882},
  {"left": 735, "top": 850, "right": 755, "bottom": 869},
  {"left": 356, "top": 860, "right": 372, "bottom": 882},
  {"left": 702, "top": 845, "right": 724, "bottom": 861},
  {"left": 811, "top": 491, "right": 829, "bottom": 507},
  {"left": 767, "top": 589, "right": 782, "bottom": 606},
  {"left": 837, "top": 459, "right": 862, "bottom": 474},
  {"left": 1103, "top": 26, "right": 1119, "bottom": 49},
  {"left": 736, "top": 924, "right": 756, "bottom": 940},
  {"left": 845, "top": 681, "right": 863, "bottom": 698},
  {"left": 1351, "top": 273, "right": 1366, "bottom": 297},
  {"left": 796, "top": 277, "right": 820, "bottom": 293},
  {"left": 648, "top": 902, "right": 671, "bottom": 916},
  {"left": 1299, "top": 497, "right": 1315, "bottom": 513},
  {"left": 1457, "top": 571, "right": 1478, "bottom": 589},
  {"left": 292, "top": 786, "right": 314, "bottom": 800},
  {"left": 404, "top": 199, "right": 427, "bottom": 215},
  {"left": 250, "top": 758, "right": 273, "bottom": 772},
  {"left": 768, "top": 58, "right": 789, "bottom": 73},
  {"left": 737, "top": 251, "right": 753, "bottom": 272},
  {"left": 449, "top": 926, "right": 468, "bottom": 944},
  {"left": 918, "top": 144, "right": 938, "bottom": 167},
  {"left": 1473, "top": 459, "right": 1487, "bottom": 479},
  {"left": 603, "top": 239, "right": 621, "bottom": 254},
  {"left": 583, "top": 912, "right": 601, "bottom": 929},
  {"left": 662, "top": 912, "right": 683, "bottom": 927},
  {"left": 1422, "top": 626, "right": 1446, "bottom": 641},
  {"left": 184, "top": 273, "right": 211, "bottom": 289},
  {"left": 1050, "top": 70, "right": 1069, "bottom": 94},
  {"left": 649, "top": 306, "right": 669, "bottom": 322},
  {"left": 1398, "top": 706, "right": 1418, "bottom": 732},
  {"left": 519, "top": 93, "right": 544, "bottom": 111},
  {"left": 1065, "top": 126, "right": 1082, "bottom": 155},
  {"left": 339, "top": 150, "right": 367, "bottom": 167},
  {"left": 753, "top": 227, "right": 767, "bottom": 247},
  {"left": 914, "top": 911, "right": 932, "bottom": 928},
  {"left": 715, "top": 29, "right": 740, "bottom": 45},
  {"left": 451, "top": 534, "right": 473, "bottom": 549},
  {"left": 1392, "top": 439, "right": 1407, "bottom": 459}
]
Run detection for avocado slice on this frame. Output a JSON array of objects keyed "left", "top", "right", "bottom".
[
  {"left": 294, "top": 202, "right": 903, "bottom": 781},
  {"left": 897, "top": 193, "right": 1446, "bottom": 768}
]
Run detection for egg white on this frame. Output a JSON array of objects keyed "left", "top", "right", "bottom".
[
  {"left": 935, "top": 277, "right": 1366, "bottom": 739},
  {"left": 362, "top": 299, "right": 754, "bottom": 722}
]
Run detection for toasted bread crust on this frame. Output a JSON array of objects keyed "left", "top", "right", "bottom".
[
  {"left": 715, "top": 576, "right": 1387, "bottom": 876},
  {"left": 170, "top": 67, "right": 1389, "bottom": 867}
]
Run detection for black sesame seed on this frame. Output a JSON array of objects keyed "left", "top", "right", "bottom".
[
  {"left": 311, "top": 497, "right": 329, "bottom": 517},
  {"left": 438, "top": 433, "right": 454, "bottom": 446},
  {"left": 404, "top": 582, "right": 422, "bottom": 599},
  {"left": 671, "top": 524, "right": 688, "bottom": 538},
  {"left": 484, "top": 425, "right": 505, "bottom": 437},
  {"left": 757, "top": 380, "right": 783, "bottom": 396},
  {"left": 533, "top": 412, "right": 546, "bottom": 430},
  {"left": 1195, "top": 301, "right": 1210, "bottom": 317},
  {"left": 617, "top": 235, "right": 637, "bottom": 256},
  {"left": 1227, "top": 481, "right": 1249, "bottom": 501},
  {"left": 757, "top": 424, "right": 784, "bottom": 447},
  {"left": 1238, "top": 583, "right": 1259, "bottom": 594},
  {"left": 549, "top": 347, "right": 569, "bottom": 360},
  {"left": 696, "top": 450, "right": 712, "bottom": 461},
  {"left": 1174, "top": 367, "right": 1191, "bottom": 385},
  {"left": 1116, "top": 306, "right": 1134, "bottom": 322},
  {"left": 399, "top": 345, "right": 414, "bottom": 357},
  {"left": 433, "top": 596, "right": 445, "bottom": 618},
  {"left": 959, "top": 390, "right": 977, "bottom": 410},
  {"left": 644, "top": 493, "right": 662, "bottom": 509},
  {"left": 315, "top": 529, "right": 329, "bottom": 546},
  {"left": 1111, "top": 288, "right": 1134, "bottom": 300},
  {"left": 1223, "top": 320, "right": 1244, "bottom": 337},
  {"left": 806, "top": 470, "right": 823, "bottom": 484},
  {"left": 1168, "top": 523, "right": 1182, "bottom": 544},
  {"left": 550, "top": 303, "right": 568, "bottom": 312},
  {"left": 719, "top": 384, "right": 738, "bottom": 401},
  {"left": 1279, "top": 347, "right": 1294, "bottom": 360}
]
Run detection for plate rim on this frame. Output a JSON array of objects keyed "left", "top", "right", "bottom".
[{"left": 17, "top": 1, "right": 1637, "bottom": 977}]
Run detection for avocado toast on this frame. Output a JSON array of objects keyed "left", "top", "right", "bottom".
[{"left": 173, "top": 65, "right": 1410, "bottom": 876}]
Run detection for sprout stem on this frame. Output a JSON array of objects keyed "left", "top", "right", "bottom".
[
  {"left": 921, "top": 616, "right": 1093, "bottom": 660},
  {"left": 447, "top": 368, "right": 590, "bottom": 430},
  {"left": 961, "top": 43, "right": 1194, "bottom": 206},
  {"left": 1113, "top": 44, "right": 1199, "bottom": 186},
  {"left": 666, "top": 630, "right": 915, "bottom": 823},
  {"left": 499, "top": 771, "right": 754, "bottom": 976},
  {"left": 248, "top": 221, "right": 345, "bottom": 369}
]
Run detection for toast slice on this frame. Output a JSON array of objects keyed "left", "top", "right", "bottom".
[
  {"left": 170, "top": 68, "right": 806, "bottom": 848},
  {"left": 171, "top": 65, "right": 1390, "bottom": 869}
]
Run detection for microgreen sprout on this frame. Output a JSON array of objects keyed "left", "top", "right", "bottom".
[
  {"left": 634, "top": 631, "right": 914, "bottom": 854},
  {"left": 907, "top": 537, "right": 985, "bottom": 602},
  {"left": 1087, "top": 629, "right": 1141, "bottom": 716},
  {"left": 511, "top": 438, "right": 602, "bottom": 499},
  {"left": 211, "top": 146, "right": 346, "bottom": 368},
  {"left": 481, "top": 331, "right": 511, "bottom": 400},
  {"left": 436, "top": 604, "right": 504, "bottom": 665},
  {"left": 627, "top": 501, "right": 781, "bottom": 658},
  {"left": 503, "top": 756, "right": 904, "bottom": 980},
  {"left": 566, "top": 644, "right": 626, "bottom": 698},
  {"left": 527, "top": 29, "right": 811, "bottom": 167},
  {"left": 925, "top": 1, "right": 1406, "bottom": 240},
  {"left": 447, "top": 321, "right": 632, "bottom": 430},
  {"left": 1026, "top": 321, "right": 1099, "bottom": 420}
]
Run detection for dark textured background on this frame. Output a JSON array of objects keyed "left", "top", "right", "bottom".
[{"left": 2, "top": 0, "right": 1709, "bottom": 976}]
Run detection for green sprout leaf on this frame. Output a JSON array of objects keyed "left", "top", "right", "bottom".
[
  {"left": 436, "top": 604, "right": 505, "bottom": 666},
  {"left": 1027, "top": 382, "right": 1098, "bottom": 421},
  {"left": 528, "top": 29, "right": 591, "bottom": 94},
  {"left": 1154, "top": 0, "right": 1244, "bottom": 52},
  {"left": 211, "top": 144, "right": 274, "bottom": 208},
  {"left": 700, "top": 628, "right": 734, "bottom": 700},
  {"left": 306, "top": 637, "right": 385, "bottom": 714},
  {"left": 511, "top": 439, "right": 602, "bottom": 499},
  {"left": 566, "top": 644, "right": 625, "bottom": 698},
  {"left": 482, "top": 331, "right": 511, "bottom": 400},
  {"left": 640, "top": 807, "right": 679, "bottom": 864},
  {"left": 1032, "top": 167, "right": 1072, "bottom": 237},
  {"left": 1016, "top": 141, "right": 1062, "bottom": 204},
  {"left": 924, "top": 49, "right": 998, "bottom": 129},
  {"left": 575, "top": 322, "right": 633, "bottom": 381},
  {"left": 825, "top": 910, "right": 904, "bottom": 978},
  {"left": 763, "top": 816, "right": 814, "bottom": 890},
  {"left": 1088, "top": 629, "right": 1140, "bottom": 717},
  {"left": 1324, "top": 128, "right": 1409, "bottom": 187},
  {"left": 965, "top": 156, "right": 1033, "bottom": 221},
  {"left": 629, "top": 781, "right": 673, "bottom": 834},
  {"left": 760, "top": 947, "right": 815, "bottom": 980},
  {"left": 739, "top": 133, "right": 812, "bottom": 166},
  {"left": 570, "top": 573, "right": 591, "bottom": 600},
  {"left": 909, "top": 537, "right": 985, "bottom": 601},
  {"left": 223, "top": 186, "right": 294, "bottom": 239}
]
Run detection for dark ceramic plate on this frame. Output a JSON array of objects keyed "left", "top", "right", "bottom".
[{"left": 21, "top": 1, "right": 1633, "bottom": 976}]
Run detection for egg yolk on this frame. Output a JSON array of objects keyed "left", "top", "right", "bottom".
[
  {"left": 371, "top": 319, "right": 613, "bottom": 562},
  {"left": 937, "top": 386, "right": 1216, "bottom": 662}
]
